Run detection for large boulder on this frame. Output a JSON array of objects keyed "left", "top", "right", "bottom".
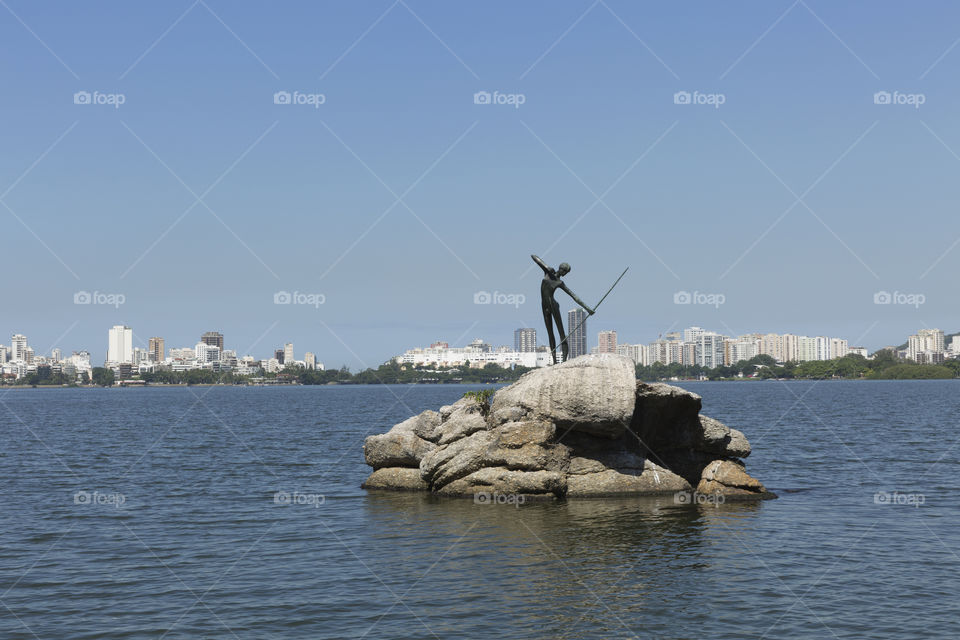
[
  {"left": 437, "top": 468, "right": 565, "bottom": 498},
  {"left": 696, "top": 459, "right": 774, "bottom": 500},
  {"left": 361, "top": 467, "right": 430, "bottom": 491},
  {"left": 363, "top": 413, "right": 437, "bottom": 469},
  {"left": 489, "top": 354, "right": 637, "bottom": 438}
]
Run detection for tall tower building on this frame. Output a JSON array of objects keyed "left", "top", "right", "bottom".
[
  {"left": 148, "top": 337, "right": 165, "bottom": 362},
  {"left": 304, "top": 352, "right": 316, "bottom": 370},
  {"left": 275, "top": 348, "right": 285, "bottom": 364},
  {"left": 284, "top": 343, "right": 295, "bottom": 364},
  {"left": 200, "top": 331, "right": 224, "bottom": 350},
  {"left": 107, "top": 325, "right": 133, "bottom": 364},
  {"left": 514, "top": 328, "right": 536, "bottom": 353},
  {"left": 10, "top": 334, "right": 27, "bottom": 361},
  {"left": 597, "top": 330, "right": 618, "bottom": 354},
  {"left": 51, "top": 348, "right": 62, "bottom": 362},
  {"left": 567, "top": 309, "right": 587, "bottom": 360}
]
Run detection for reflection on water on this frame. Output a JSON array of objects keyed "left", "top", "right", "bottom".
[{"left": 361, "top": 493, "right": 769, "bottom": 638}]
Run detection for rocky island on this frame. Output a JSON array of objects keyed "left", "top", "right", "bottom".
[{"left": 362, "top": 354, "right": 774, "bottom": 501}]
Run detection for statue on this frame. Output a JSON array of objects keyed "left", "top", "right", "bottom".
[{"left": 531, "top": 255, "right": 595, "bottom": 364}]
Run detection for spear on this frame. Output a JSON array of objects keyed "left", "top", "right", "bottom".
[{"left": 555, "top": 267, "right": 629, "bottom": 356}]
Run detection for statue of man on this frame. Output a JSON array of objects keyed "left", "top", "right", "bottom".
[{"left": 531, "top": 254, "right": 594, "bottom": 364}]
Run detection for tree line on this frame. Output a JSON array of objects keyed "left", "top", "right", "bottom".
[{"left": 635, "top": 352, "right": 960, "bottom": 381}]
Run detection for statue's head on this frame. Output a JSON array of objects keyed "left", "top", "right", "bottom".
[{"left": 557, "top": 262, "right": 571, "bottom": 276}]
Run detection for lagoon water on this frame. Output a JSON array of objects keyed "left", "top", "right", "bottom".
[{"left": 1, "top": 380, "right": 959, "bottom": 639}]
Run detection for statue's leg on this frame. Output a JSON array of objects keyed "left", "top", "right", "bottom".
[
  {"left": 551, "top": 304, "right": 567, "bottom": 363},
  {"left": 542, "top": 305, "right": 557, "bottom": 364}
]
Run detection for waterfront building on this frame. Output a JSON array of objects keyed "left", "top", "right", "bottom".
[
  {"left": 908, "top": 329, "right": 945, "bottom": 362},
  {"left": 683, "top": 327, "right": 704, "bottom": 344},
  {"left": 106, "top": 325, "right": 133, "bottom": 364},
  {"left": 201, "top": 331, "right": 224, "bottom": 350},
  {"left": 597, "top": 330, "right": 617, "bottom": 354},
  {"left": 695, "top": 333, "right": 726, "bottom": 368},
  {"left": 11, "top": 334, "right": 27, "bottom": 361},
  {"left": 514, "top": 328, "right": 537, "bottom": 353},
  {"left": 148, "top": 337, "right": 165, "bottom": 363}
]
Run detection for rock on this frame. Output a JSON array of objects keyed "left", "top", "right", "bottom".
[
  {"left": 630, "top": 382, "right": 702, "bottom": 450},
  {"left": 436, "top": 410, "right": 488, "bottom": 445},
  {"left": 437, "top": 468, "right": 565, "bottom": 498},
  {"left": 420, "top": 428, "right": 569, "bottom": 491},
  {"left": 409, "top": 410, "right": 443, "bottom": 442},
  {"left": 695, "top": 460, "right": 774, "bottom": 499},
  {"left": 363, "top": 418, "right": 436, "bottom": 469},
  {"left": 420, "top": 431, "right": 494, "bottom": 488},
  {"left": 724, "top": 428, "right": 751, "bottom": 459},
  {"left": 490, "top": 354, "right": 636, "bottom": 439},
  {"left": 490, "top": 405, "right": 525, "bottom": 425},
  {"left": 362, "top": 467, "right": 429, "bottom": 491},
  {"left": 567, "top": 461, "right": 691, "bottom": 497},
  {"left": 496, "top": 420, "right": 555, "bottom": 448},
  {"left": 655, "top": 449, "right": 718, "bottom": 486},
  {"left": 630, "top": 383, "right": 752, "bottom": 460},
  {"left": 694, "top": 416, "right": 752, "bottom": 459}
]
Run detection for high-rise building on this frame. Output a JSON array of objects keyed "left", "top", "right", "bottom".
[
  {"left": 201, "top": 331, "right": 224, "bottom": 350},
  {"left": 597, "top": 330, "right": 617, "bottom": 354},
  {"left": 567, "top": 309, "right": 587, "bottom": 360},
  {"left": 148, "top": 337, "right": 165, "bottom": 362},
  {"left": 284, "top": 343, "right": 294, "bottom": 365},
  {"left": 908, "top": 329, "right": 945, "bottom": 361},
  {"left": 514, "top": 328, "right": 537, "bottom": 353},
  {"left": 132, "top": 347, "right": 150, "bottom": 366},
  {"left": 195, "top": 342, "right": 220, "bottom": 363},
  {"left": 304, "top": 352, "right": 317, "bottom": 370},
  {"left": 830, "top": 338, "right": 849, "bottom": 359},
  {"left": 695, "top": 333, "right": 726, "bottom": 368},
  {"left": 107, "top": 325, "right": 133, "bottom": 364},
  {"left": 51, "top": 348, "right": 62, "bottom": 362},
  {"left": 683, "top": 327, "right": 704, "bottom": 344},
  {"left": 617, "top": 343, "right": 645, "bottom": 365},
  {"left": 10, "top": 334, "right": 27, "bottom": 361},
  {"left": 275, "top": 348, "right": 285, "bottom": 364}
]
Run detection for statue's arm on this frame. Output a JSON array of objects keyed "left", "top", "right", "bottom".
[
  {"left": 560, "top": 283, "right": 595, "bottom": 314},
  {"left": 531, "top": 254, "right": 551, "bottom": 275}
]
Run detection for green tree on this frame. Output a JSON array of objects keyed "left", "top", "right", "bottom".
[{"left": 91, "top": 367, "right": 115, "bottom": 387}]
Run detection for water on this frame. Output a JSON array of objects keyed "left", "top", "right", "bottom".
[{"left": 1, "top": 381, "right": 958, "bottom": 639}]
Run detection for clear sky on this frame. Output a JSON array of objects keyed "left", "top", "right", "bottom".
[{"left": 2, "top": 1, "right": 959, "bottom": 367}]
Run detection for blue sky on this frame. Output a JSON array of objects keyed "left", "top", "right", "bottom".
[{"left": 2, "top": 1, "right": 959, "bottom": 367}]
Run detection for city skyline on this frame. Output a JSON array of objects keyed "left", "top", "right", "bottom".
[{"left": 3, "top": 316, "right": 958, "bottom": 376}]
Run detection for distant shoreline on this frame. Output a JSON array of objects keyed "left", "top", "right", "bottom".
[{"left": 3, "top": 377, "right": 958, "bottom": 390}]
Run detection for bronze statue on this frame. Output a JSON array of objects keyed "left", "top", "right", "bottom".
[{"left": 531, "top": 254, "right": 594, "bottom": 364}]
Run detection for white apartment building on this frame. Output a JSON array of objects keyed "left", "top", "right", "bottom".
[
  {"left": 395, "top": 342, "right": 550, "bottom": 368},
  {"left": 107, "top": 325, "right": 133, "bottom": 364},
  {"left": 10, "top": 334, "right": 27, "bottom": 361},
  {"left": 696, "top": 333, "right": 726, "bottom": 368},
  {"left": 616, "top": 343, "right": 646, "bottom": 366},
  {"left": 907, "top": 329, "right": 945, "bottom": 361}
]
